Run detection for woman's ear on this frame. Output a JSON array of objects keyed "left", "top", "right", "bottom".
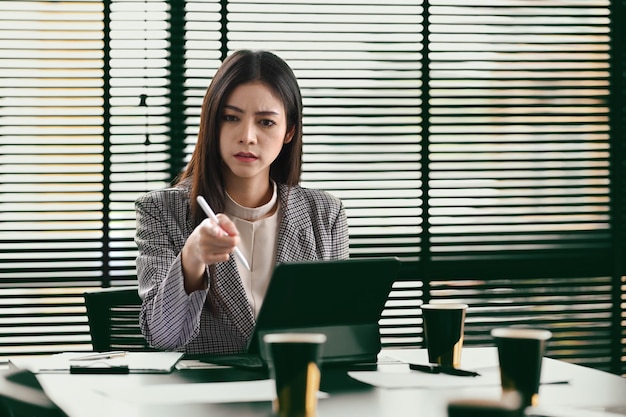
[{"left": 284, "top": 126, "right": 295, "bottom": 144}]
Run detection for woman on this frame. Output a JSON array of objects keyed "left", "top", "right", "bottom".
[{"left": 134, "top": 50, "right": 350, "bottom": 355}]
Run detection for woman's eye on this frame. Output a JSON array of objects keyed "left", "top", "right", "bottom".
[
  {"left": 223, "top": 114, "right": 238, "bottom": 122},
  {"left": 259, "top": 119, "right": 275, "bottom": 127}
]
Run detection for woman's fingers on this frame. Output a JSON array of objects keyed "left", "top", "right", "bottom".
[{"left": 197, "top": 217, "right": 239, "bottom": 263}]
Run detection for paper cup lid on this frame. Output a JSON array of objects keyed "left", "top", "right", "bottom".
[
  {"left": 263, "top": 333, "right": 327, "bottom": 344},
  {"left": 491, "top": 327, "right": 552, "bottom": 340}
]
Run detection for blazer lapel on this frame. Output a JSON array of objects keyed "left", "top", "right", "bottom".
[
  {"left": 275, "top": 185, "right": 318, "bottom": 263},
  {"left": 214, "top": 258, "right": 255, "bottom": 342}
]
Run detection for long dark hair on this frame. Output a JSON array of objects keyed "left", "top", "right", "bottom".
[{"left": 176, "top": 50, "right": 304, "bottom": 227}]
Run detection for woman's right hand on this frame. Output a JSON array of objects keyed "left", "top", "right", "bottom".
[{"left": 181, "top": 213, "right": 240, "bottom": 293}]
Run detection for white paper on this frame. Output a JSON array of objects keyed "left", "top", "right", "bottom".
[
  {"left": 349, "top": 366, "right": 503, "bottom": 389},
  {"left": 97, "top": 379, "right": 276, "bottom": 404},
  {"left": 527, "top": 405, "right": 626, "bottom": 417},
  {"left": 10, "top": 351, "right": 184, "bottom": 374},
  {"left": 349, "top": 366, "right": 569, "bottom": 390},
  {"left": 175, "top": 359, "right": 231, "bottom": 370},
  {"left": 381, "top": 347, "right": 499, "bottom": 370},
  {"left": 354, "top": 348, "right": 569, "bottom": 390},
  {"left": 95, "top": 379, "right": 328, "bottom": 405}
]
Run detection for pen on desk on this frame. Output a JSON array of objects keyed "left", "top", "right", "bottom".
[
  {"left": 70, "top": 351, "right": 127, "bottom": 361},
  {"left": 440, "top": 366, "right": 480, "bottom": 377},
  {"left": 196, "top": 195, "right": 251, "bottom": 271},
  {"left": 408, "top": 363, "right": 439, "bottom": 374},
  {"left": 409, "top": 363, "right": 480, "bottom": 377}
]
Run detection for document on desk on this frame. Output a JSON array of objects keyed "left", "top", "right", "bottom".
[
  {"left": 95, "top": 379, "right": 328, "bottom": 405},
  {"left": 98, "top": 379, "right": 276, "bottom": 404},
  {"left": 348, "top": 367, "right": 499, "bottom": 389},
  {"left": 348, "top": 366, "right": 568, "bottom": 389},
  {"left": 9, "top": 351, "right": 184, "bottom": 374},
  {"left": 368, "top": 347, "right": 570, "bottom": 389},
  {"left": 527, "top": 405, "right": 626, "bottom": 417}
]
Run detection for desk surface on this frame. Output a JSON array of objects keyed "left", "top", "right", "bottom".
[{"left": 29, "top": 347, "right": 626, "bottom": 417}]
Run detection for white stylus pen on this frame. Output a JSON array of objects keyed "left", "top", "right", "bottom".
[{"left": 196, "top": 195, "right": 251, "bottom": 271}]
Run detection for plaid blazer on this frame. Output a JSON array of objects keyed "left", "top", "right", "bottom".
[{"left": 135, "top": 182, "right": 350, "bottom": 354}]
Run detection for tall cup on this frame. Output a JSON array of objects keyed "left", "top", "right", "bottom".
[
  {"left": 263, "top": 333, "right": 327, "bottom": 417},
  {"left": 491, "top": 327, "right": 552, "bottom": 408},
  {"left": 421, "top": 303, "right": 468, "bottom": 368}
]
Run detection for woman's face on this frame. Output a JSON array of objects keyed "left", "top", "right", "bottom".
[{"left": 219, "top": 81, "right": 292, "bottom": 186}]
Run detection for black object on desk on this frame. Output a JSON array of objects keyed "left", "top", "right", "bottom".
[
  {"left": 448, "top": 391, "right": 522, "bottom": 417},
  {"left": 201, "top": 257, "right": 402, "bottom": 370},
  {"left": 69, "top": 364, "right": 130, "bottom": 374},
  {"left": 409, "top": 363, "right": 480, "bottom": 377}
]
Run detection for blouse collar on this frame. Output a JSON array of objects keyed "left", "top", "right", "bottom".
[{"left": 225, "top": 181, "right": 278, "bottom": 221}]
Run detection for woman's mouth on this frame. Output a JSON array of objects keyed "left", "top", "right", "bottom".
[{"left": 234, "top": 152, "right": 258, "bottom": 162}]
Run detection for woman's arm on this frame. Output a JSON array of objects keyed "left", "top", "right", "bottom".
[{"left": 135, "top": 190, "right": 207, "bottom": 350}]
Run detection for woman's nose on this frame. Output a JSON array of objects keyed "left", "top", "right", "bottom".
[{"left": 239, "top": 120, "right": 257, "bottom": 144}]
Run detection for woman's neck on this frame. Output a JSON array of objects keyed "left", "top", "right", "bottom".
[
  {"left": 225, "top": 182, "right": 278, "bottom": 222},
  {"left": 225, "top": 177, "right": 273, "bottom": 208}
]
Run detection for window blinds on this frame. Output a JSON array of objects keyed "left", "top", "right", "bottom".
[
  {"left": 0, "top": 1, "right": 105, "bottom": 353},
  {"left": 0, "top": 0, "right": 174, "bottom": 354},
  {"left": 382, "top": 0, "right": 618, "bottom": 372},
  {"left": 225, "top": 0, "right": 425, "bottom": 258},
  {"left": 426, "top": 1, "right": 612, "bottom": 274}
]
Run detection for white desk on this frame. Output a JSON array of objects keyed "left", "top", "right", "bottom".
[{"left": 28, "top": 347, "right": 626, "bottom": 417}]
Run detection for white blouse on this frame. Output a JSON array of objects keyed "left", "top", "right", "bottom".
[{"left": 224, "top": 183, "right": 280, "bottom": 318}]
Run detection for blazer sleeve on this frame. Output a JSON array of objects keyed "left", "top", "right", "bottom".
[
  {"left": 134, "top": 189, "right": 207, "bottom": 350},
  {"left": 331, "top": 200, "right": 350, "bottom": 259},
  {"left": 316, "top": 188, "right": 350, "bottom": 259},
  {"left": 303, "top": 186, "right": 350, "bottom": 260}
]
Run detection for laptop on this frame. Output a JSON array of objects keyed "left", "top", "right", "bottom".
[{"left": 200, "top": 256, "right": 401, "bottom": 370}]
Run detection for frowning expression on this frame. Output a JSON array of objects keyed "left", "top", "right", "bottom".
[{"left": 219, "top": 81, "right": 293, "bottom": 186}]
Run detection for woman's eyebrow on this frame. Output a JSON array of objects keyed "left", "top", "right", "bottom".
[
  {"left": 223, "top": 104, "right": 243, "bottom": 113},
  {"left": 223, "top": 104, "right": 281, "bottom": 116},
  {"left": 256, "top": 110, "right": 281, "bottom": 116}
]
